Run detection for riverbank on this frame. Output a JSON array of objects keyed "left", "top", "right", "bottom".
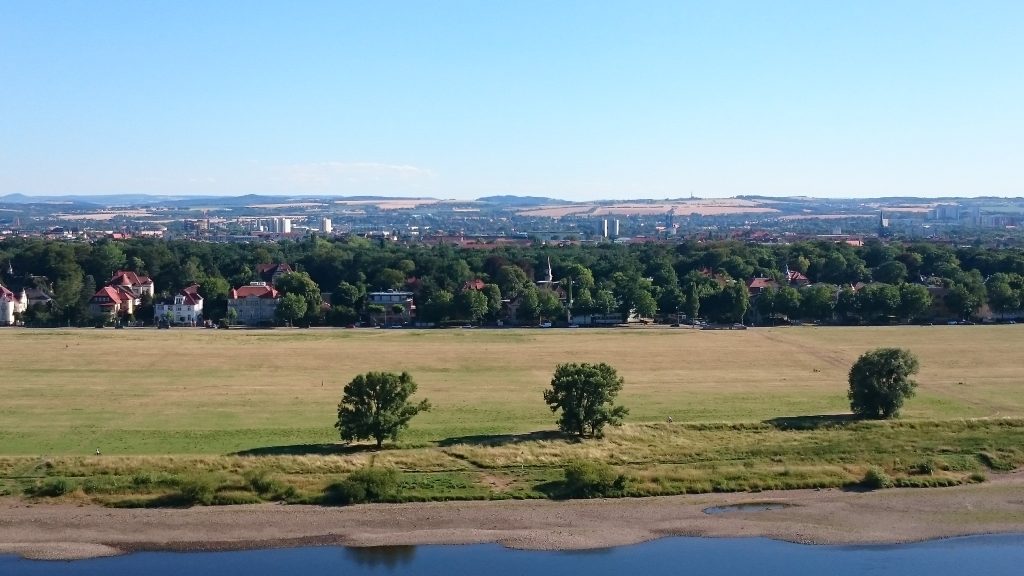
[{"left": 3, "top": 469, "right": 1023, "bottom": 561}]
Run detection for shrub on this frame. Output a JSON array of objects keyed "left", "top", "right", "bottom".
[
  {"left": 176, "top": 476, "right": 216, "bottom": 505},
  {"left": 212, "top": 490, "right": 264, "bottom": 505},
  {"left": 969, "top": 472, "right": 987, "bottom": 483},
  {"left": 861, "top": 466, "right": 894, "bottom": 490},
  {"left": 909, "top": 461, "right": 935, "bottom": 475},
  {"left": 28, "top": 476, "right": 74, "bottom": 497},
  {"left": 324, "top": 467, "right": 401, "bottom": 505},
  {"left": 244, "top": 470, "right": 297, "bottom": 501},
  {"left": 563, "top": 460, "right": 629, "bottom": 498}
]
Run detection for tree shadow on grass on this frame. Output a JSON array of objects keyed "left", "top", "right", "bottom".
[
  {"left": 763, "top": 414, "right": 862, "bottom": 431},
  {"left": 436, "top": 430, "right": 575, "bottom": 448},
  {"left": 230, "top": 443, "right": 384, "bottom": 456}
]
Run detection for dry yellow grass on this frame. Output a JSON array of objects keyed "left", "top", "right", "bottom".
[{"left": 0, "top": 325, "right": 1021, "bottom": 455}]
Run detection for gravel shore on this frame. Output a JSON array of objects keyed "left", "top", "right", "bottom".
[{"left": 3, "top": 470, "right": 1023, "bottom": 560}]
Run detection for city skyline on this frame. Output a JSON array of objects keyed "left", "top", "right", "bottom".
[{"left": 2, "top": 1, "right": 1022, "bottom": 200}]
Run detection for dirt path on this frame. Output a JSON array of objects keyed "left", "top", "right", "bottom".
[{"left": 2, "top": 471, "right": 1023, "bottom": 560}]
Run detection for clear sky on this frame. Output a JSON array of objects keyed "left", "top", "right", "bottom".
[{"left": 1, "top": 1, "right": 1022, "bottom": 200}]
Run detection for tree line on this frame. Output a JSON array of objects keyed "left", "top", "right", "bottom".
[{"left": 2, "top": 235, "right": 1023, "bottom": 326}]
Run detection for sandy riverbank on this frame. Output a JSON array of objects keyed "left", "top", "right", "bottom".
[{"left": 3, "top": 471, "right": 1023, "bottom": 561}]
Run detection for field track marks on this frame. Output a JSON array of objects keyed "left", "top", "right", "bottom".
[{"left": 755, "top": 330, "right": 848, "bottom": 369}]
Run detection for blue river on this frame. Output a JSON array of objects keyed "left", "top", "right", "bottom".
[{"left": 3, "top": 534, "right": 1023, "bottom": 576}]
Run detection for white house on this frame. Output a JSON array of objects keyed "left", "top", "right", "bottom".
[
  {"left": 0, "top": 284, "right": 28, "bottom": 326},
  {"left": 155, "top": 284, "right": 204, "bottom": 326}
]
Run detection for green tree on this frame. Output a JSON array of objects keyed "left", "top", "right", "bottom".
[
  {"left": 860, "top": 283, "right": 901, "bottom": 322},
  {"left": 538, "top": 288, "right": 565, "bottom": 321},
  {"left": 874, "top": 261, "right": 908, "bottom": 284},
  {"left": 848, "top": 348, "right": 920, "bottom": 419},
  {"left": 799, "top": 284, "right": 837, "bottom": 321},
  {"left": 482, "top": 284, "right": 502, "bottom": 320},
  {"left": 496, "top": 265, "right": 530, "bottom": 297},
  {"left": 333, "top": 281, "right": 365, "bottom": 309},
  {"left": 516, "top": 285, "right": 541, "bottom": 324},
  {"left": 455, "top": 289, "right": 488, "bottom": 324},
  {"left": 594, "top": 288, "right": 617, "bottom": 316},
  {"left": 420, "top": 289, "right": 453, "bottom": 323},
  {"left": 944, "top": 284, "right": 980, "bottom": 320},
  {"left": 375, "top": 268, "right": 406, "bottom": 290},
  {"left": 897, "top": 283, "right": 933, "bottom": 321},
  {"left": 543, "top": 362, "right": 629, "bottom": 437},
  {"left": 275, "top": 271, "right": 323, "bottom": 324},
  {"left": 727, "top": 281, "right": 749, "bottom": 324},
  {"left": 335, "top": 371, "right": 431, "bottom": 448},
  {"left": 275, "top": 293, "right": 308, "bottom": 326}
]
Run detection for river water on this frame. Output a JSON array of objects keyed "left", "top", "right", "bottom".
[{"left": 3, "top": 534, "right": 1023, "bottom": 575}]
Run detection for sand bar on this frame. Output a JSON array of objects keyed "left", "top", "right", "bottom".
[{"left": 2, "top": 470, "right": 1023, "bottom": 560}]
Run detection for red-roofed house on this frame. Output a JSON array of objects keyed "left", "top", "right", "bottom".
[
  {"left": 256, "top": 263, "right": 293, "bottom": 285},
  {"left": 109, "top": 270, "right": 155, "bottom": 298},
  {"left": 1, "top": 284, "right": 28, "bottom": 325},
  {"left": 228, "top": 282, "right": 280, "bottom": 325},
  {"left": 786, "top": 270, "right": 811, "bottom": 287},
  {"left": 155, "top": 283, "right": 204, "bottom": 326},
  {"left": 463, "top": 278, "right": 486, "bottom": 291},
  {"left": 89, "top": 286, "right": 136, "bottom": 319},
  {"left": 747, "top": 277, "right": 779, "bottom": 296}
]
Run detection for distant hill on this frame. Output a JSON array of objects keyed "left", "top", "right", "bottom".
[{"left": 477, "top": 195, "right": 572, "bottom": 206}]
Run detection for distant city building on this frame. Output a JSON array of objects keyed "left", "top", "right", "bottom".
[{"left": 321, "top": 217, "right": 333, "bottom": 234}]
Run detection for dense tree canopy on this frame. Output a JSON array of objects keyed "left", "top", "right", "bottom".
[
  {"left": 848, "top": 348, "right": 920, "bottom": 419},
  {"left": 335, "top": 371, "right": 431, "bottom": 448},
  {"left": 544, "top": 362, "right": 629, "bottom": 437},
  {"left": 2, "top": 235, "right": 1022, "bottom": 327}
]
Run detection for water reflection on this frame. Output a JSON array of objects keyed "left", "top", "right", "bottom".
[
  {"left": 2, "top": 534, "right": 1023, "bottom": 576},
  {"left": 344, "top": 545, "right": 416, "bottom": 569}
]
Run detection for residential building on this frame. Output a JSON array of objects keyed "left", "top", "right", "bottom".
[
  {"left": 24, "top": 286, "right": 54, "bottom": 308},
  {"left": 367, "top": 290, "right": 415, "bottom": 324},
  {"left": 256, "top": 263, "right": 293, "bottom": 285},
  {"left": 747, "top": 277, "right": 779, "bottom": 296},
  {"left": 228, "top": 282, "right": 280, "bottom": 325},
  {"left": 88, "top": 286, "right": 136, "bottom": 319},
  {"left": 0, "top": 284, "right": 28, "bottom": 325},
  {"left": 109, "top": 270, "right": 155, "bottom": 298},
  {"left": 155, "top": 284, "right": 204, "bottom": 326},
  {"left": 321, "top": 217, "right": 333, "bottom": 234}
]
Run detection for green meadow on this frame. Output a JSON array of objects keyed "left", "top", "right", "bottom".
[{"left": 1, "top": 326, "right": 1022, "bottom": 504}]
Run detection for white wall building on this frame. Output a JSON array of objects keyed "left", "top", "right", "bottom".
[
  {"left": 0, "top": 284, "right": 28, "bottom": 326},
  {"left": 154, "top": 284, "right": 204, "bottom": 326}
]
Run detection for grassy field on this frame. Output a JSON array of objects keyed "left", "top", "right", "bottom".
[{"left": 1, "top": 326, "right": 1022, "bottom": 504}]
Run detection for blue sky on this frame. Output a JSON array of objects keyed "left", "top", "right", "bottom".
[{"left": 1, "top": 1, "right": 1022, "bottom": 200}]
